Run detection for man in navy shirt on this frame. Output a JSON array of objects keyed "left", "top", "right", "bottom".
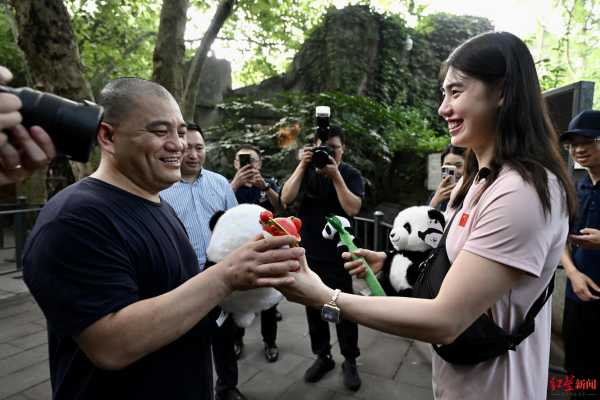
[
  {"left": 230, "top": 144, "right": 282, "bottom": 363},
  {"left": 23, "top": 78, "right": 304, "bottom": 400},
  {"left": 560, "top": 110, "right": 600, "bottom": 391},
  {"left": 281, "top": 125, "right": 364, "bottom": 391}
]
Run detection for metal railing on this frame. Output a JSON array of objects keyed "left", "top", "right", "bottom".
[
  {"left": 352, "top": 210, "right": 393, "bottom": 252},
  {"left": 0, "top": 196, "right": 42, "bottom": 274}
]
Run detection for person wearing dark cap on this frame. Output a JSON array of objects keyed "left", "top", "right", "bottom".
[{"left": 559, "top": 109, "right": 600, "bottom": 393}]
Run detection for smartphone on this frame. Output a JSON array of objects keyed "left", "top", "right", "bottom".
[
  {"left": 238, "top": 153, "right": 251, "bottom": 168},
  {"left": 441, "top": 165, "right": 457, "bottom": 185}
]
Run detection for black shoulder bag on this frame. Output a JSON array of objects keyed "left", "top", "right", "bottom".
[{"left": 412, "top": 211, "right": 555, "bottom": 365}]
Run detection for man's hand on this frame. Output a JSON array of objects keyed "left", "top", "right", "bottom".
[
  {"left": 230, "top": 164, "right": 257, "bottom": 191},
  {"left": 342, "top": 249, "right": 386, "bottom": 278},
  {"left": 0, "top": 66, "right": 55, "bottom": 185},
  {"left": 429, "top": 176, "right": 455, "bottom": 209},
  {"left": 220, "top": 234, "right": 305, "bottom": 291},
  {"left": 566, "top": 269, "right": 600, "bottom": 301},
  {"left": 0, "top": 125, "right": 55, "bottom": 185},
  {"left": 298, "top": 146, "right": 314, "bottom": 168},
  {"left": 253, "top": 174, "right": 270, "bottom": 190},
  {"left": 570, "top": 228, "right": 600, "bottom": 250},
  {"left": 316, "top": 155, "right": 339, "bottom": 180}
]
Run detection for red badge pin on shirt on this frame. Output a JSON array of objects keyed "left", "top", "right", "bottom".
[{"left": 459, "top": 212, "right": 469, "bottom": 227}]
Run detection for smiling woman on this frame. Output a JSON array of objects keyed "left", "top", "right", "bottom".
[{"left": 275, "top": 31, "right": 577, "bottom": 400}]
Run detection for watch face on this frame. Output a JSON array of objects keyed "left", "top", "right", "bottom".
[{"left": 321, "top": 304, "right": 341, "bottom": 324}]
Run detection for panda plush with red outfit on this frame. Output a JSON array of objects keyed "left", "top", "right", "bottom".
[
  {"left": 206, "top": 204, "right": 302, "bottom": 327},
  {"left": 379, "top": 206, "right": 446, "bottom": 297}
]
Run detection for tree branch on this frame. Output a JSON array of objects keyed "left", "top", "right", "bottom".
[{"left": 182, "top": 0, "right": 236, "bottom": 119}]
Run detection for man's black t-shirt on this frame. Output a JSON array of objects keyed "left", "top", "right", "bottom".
[
  {"left": 297, "top": 163, "right": 364, "bottom": 263},
  {"left": 23, "top": 178, "right": 214, "bottom": 400}
]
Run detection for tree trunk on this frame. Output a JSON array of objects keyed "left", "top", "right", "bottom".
[
  {"left": 181, "top": 0, "right": 235, "bottom": 120},
  {"left": 10, "top": 0, "right": 95, "bottom": 199},
  {"left": 152, "top": 0, "right": 189, "bottom": 103}
]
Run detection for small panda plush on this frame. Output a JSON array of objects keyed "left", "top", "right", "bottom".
[
  {"left": 206, "top": 203, "right": 283, "bottom": 328},
  {"left": 322, "top": 216, "right": 371, "bottom": 296},
  {"left": 379, "top": 206, "right": 445, "bottom": 296}
]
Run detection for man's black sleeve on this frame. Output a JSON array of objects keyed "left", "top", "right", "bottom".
[
  {"left": 23, "top": 216, "right": 139, "bottom": 339},
  {"left": 344, "top": 167, "right": 365, "bottom": 198}
]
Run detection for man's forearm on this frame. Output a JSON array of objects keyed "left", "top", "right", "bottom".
[
  {"left": 281, "top": 164, "right": 306, "bottom": 206},
  {"left": 265, "top": 188, "right": 281, "bottom": 211},
  {"left": 332, "top": 174, "right": 361, "bottom": 216},
  {"left": 77, "top": 265, "right": 231, "bottom": 370}
]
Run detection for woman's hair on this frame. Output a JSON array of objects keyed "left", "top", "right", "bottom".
[
  {"left": 442, "top": 31, "right": 576, "bottom": 220},
  {"left": 441, "top": 145, "right": 466, "bottom": 165}
]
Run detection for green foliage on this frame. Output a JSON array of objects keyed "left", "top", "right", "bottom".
[
  {"left": 531, "top": 0, "right": 600, "bottom": 107},
  {"left": 222, "top": 0, "right": 330, "bottom": 86},
  {"left": 204, "top": 91, "right": 446, "bottom": 207},
  {"left": 0, "top": 7, "right": 29, "bottom": 86},
  {"left": 65, "top": 0, "right": 161, "bottom": 95}
]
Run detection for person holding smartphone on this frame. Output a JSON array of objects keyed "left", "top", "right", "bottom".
[
  {"left": 230, "top": 146, "right": 279, "bottom": 209},
  {"left": 429, "top": 145, "right": 465, "bottom": 211},
  {"left": 229, "top": 144, "right": 282, "bottom": 363}
]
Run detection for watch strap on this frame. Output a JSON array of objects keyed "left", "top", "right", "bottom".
[{"left": 329, "top": 289, "right": 341, "bottom": 306}]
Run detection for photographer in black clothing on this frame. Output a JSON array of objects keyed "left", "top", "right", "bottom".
[{"left": 280, "top": 125, "right": 365, "bottom": 391}]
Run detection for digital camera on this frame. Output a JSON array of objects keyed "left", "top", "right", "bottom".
[
  {"left": 0, "top": 85, "right": 103, "bottom": 162},
  {"left": 311, "top": 106, "right": 334, "bottom": 169}
]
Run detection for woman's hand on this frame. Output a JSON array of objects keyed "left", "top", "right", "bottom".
[
  {"left": 429, "top": 176, "right": 455, "bottom": 209},
  {"left": 342, "top": 249, "right": 386, "bottom": 278},
  {"left": 276, "top": 255, "right": 333, "bottom": 308}
]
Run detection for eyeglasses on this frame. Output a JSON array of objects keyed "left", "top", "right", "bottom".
[{"left": 562, "top": 138, "right": 600, "bottom": 151}]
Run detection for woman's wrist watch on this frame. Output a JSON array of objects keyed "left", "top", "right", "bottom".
[{"left": 321, "top": 289, "right": 341, "bottom": 324}]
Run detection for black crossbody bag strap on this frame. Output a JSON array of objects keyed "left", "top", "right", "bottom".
[
  {"left": 507, "top": 272, "right": 555, "bottom": 347},
  {"left": 414, "top": 205, "right": 557, "bottom": 364}
]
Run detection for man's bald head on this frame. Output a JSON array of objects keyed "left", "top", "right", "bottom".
[{"left": 97, "top": 78, "right": 176, "bottom": 126}]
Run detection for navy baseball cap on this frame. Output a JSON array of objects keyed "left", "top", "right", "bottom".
[{"left": 560, "top": 110, "right": 600, "bottom": 142}]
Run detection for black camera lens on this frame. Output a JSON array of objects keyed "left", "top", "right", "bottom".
[
  {"left": 311, "top": 146, "right": 334, "bottom": 169},
  {"left": 0, "top": 85, "right": 103, "bottom": 163}
]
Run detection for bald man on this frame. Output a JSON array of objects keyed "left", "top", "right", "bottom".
[{"left": 23, "top": 78, "right": 304, "bottom": 400}]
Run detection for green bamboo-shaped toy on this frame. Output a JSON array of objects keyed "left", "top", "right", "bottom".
[{"left": 325, "top": 215, "right": 386, "bottom": 296}]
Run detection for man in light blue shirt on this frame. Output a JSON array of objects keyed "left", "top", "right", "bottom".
[
  {"left": 161, "top": 123, "right": 237, "bottom": 270},
  {"left": 161, "top": 123, "right": 245, "bottom": 400}
]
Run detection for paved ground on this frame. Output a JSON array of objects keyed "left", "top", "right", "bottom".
[{"left": 0, "top": 271, "right": 435, "bottom": 400}]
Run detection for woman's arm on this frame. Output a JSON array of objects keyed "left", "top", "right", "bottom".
[{"left": 283, "top": 250, "right": 524, "bottom": 345}]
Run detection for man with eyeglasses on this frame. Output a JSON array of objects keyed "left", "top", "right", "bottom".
[
  {"left": 281, "top": 125, "right": 365, "bottom": 391},
  {"left": 559, "top": 110, "right": 600, "bottom": 393}
]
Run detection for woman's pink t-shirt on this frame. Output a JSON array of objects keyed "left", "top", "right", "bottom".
[{"left": 433, "top": 167, "right": 568, "bottom": 400}]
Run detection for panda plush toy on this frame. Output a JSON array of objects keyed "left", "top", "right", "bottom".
[
  {"left": 206, "top": 203, "right": 283, "bottom": 328},
  {"left": 322, "top": 215, "right": 373, "bottom": 296},
  {"left": 379, "top": 206, "right": 445, "bottom": 297}
]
